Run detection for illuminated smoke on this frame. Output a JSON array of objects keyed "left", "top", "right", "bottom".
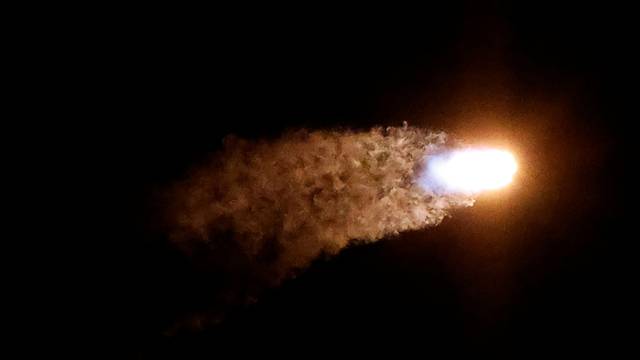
[
  {"left": 169, "top": 125, "right": 476, "bottom": 278},
  {"left": 167, "top": 125, "right": 486, "bottom": 318}
]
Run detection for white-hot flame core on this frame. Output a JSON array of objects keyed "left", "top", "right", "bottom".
[{"left": 421, "top": 148, "right": 518, "bottom": 194}]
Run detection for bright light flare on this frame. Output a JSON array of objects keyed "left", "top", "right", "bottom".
[{"left": 421, "top": 148, "right": 518, "bottom": 194}]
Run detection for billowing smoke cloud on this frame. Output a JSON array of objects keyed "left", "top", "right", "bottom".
[{"left": 167, "top": 125, "right": 475, "bottom": 323}]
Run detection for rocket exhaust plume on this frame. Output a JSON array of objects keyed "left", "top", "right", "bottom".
[{"left": 167, "top": 125, "right": 516, "bottom": 322}]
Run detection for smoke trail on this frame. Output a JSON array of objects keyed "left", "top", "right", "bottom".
[{"left": 167, "top": 125, "right": 475, "bottom": 321}]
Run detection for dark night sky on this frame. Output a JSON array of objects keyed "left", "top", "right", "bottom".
[{"left": 90, "top": 2, "right": 632, "bottom": 357}]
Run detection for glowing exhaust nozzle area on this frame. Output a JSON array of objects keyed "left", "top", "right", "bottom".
[{"left": 421, "top": 149, "right": 518, "bottom": 194}]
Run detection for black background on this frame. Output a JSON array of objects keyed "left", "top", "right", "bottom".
[{"left": 87, "top": 2, "right": 632, "bottom": 357}]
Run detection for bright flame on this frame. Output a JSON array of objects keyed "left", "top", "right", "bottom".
[{"left": 422, "top": 149, "right": 518, "bottom": 194}]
